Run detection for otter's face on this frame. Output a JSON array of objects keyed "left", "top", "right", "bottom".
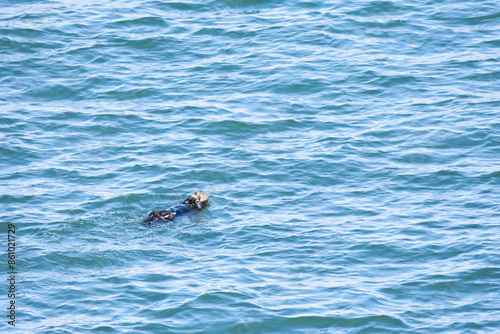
[
  {"left": 193, "top": 191, "right": 209, "bottom": 207},
  {"left": 183, "top": 190, "right": 209, "bottom": 210}
]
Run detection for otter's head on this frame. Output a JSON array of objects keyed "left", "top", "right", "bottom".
[{"left": 183, "top": 190, "right": 209, "bottom": 210}]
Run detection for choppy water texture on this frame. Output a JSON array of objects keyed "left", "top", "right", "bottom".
[{"left": 1, "top": 0, "right": 499, "bottom": 333}]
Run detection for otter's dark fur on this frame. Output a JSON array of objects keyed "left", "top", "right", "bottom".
[{"left": 142, "top": 191, "right": 209, "bottom": 226}]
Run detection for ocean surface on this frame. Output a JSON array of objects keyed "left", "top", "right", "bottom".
[{"left": 1, "top": 0, "right": 499, "bottom": 333}]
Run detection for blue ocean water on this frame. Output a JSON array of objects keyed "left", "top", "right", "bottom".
[{"left": 1, "top": 0, "right": 499, "bottom": 332}]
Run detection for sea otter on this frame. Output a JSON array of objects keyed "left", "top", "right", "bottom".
[{"left": 141, "top": 190, "right": 209, "bottom": 226}]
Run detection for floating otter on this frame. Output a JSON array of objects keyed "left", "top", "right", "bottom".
[{"left": 142, "top": 191, "right": 209, "bottom": 226}]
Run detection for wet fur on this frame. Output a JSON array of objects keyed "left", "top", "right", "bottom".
[{"left": 142, "top": 191, "right": 209, "bottom": 226}]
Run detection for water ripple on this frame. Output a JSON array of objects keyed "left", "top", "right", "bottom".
[{"left": 1, "top": 0, "right": 499, "bottom": 332}]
